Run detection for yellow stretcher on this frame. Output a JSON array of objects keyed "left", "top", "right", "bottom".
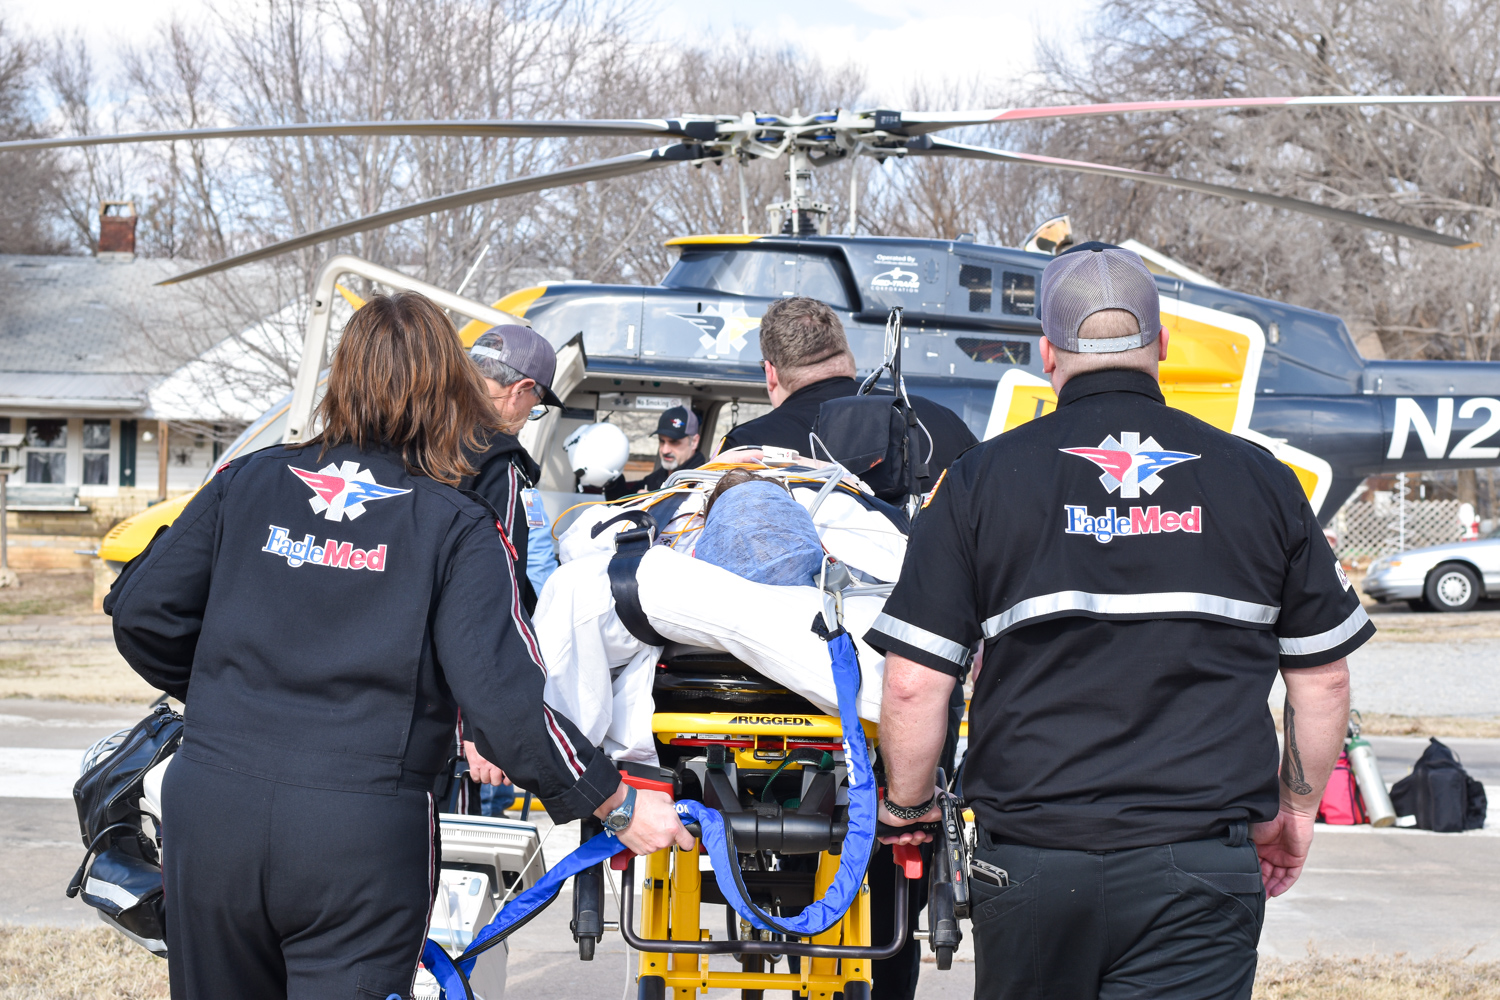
[{"left": 575, "top": 644, "right": 926, "bottom": 1000}]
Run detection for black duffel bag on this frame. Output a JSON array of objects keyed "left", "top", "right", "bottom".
[
  {"left": 67, "top": 701, "right": 183, "bottom": 955},
  {"left": 1390, "top": 737, "right": 1487, "bottom": 832},
  {"left": 813, "top": 392, "right": 931, "bottom": 503}
]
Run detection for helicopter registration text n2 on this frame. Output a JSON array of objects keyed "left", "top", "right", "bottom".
[{"left": 1387, "top": 396, "right": 1500, "bottom": 460}]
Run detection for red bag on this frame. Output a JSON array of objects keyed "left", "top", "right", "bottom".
[{"left": 1317, "top": 751, "right": 1370, "bottom": 824}]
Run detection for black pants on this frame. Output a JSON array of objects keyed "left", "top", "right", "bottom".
[
  {"left": 161, "top": 755, "right": 436, "bottom": 1000},
  {"left": 970, "top": 825, "right": 1265, "bottom": 1000}
]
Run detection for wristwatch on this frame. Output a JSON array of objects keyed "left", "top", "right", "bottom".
[
  {"left": 884, "top": 793, "right": 936, "bottom": 822},
  {"left": 603, "top": 784, "right": 638, "bottom": 835}
]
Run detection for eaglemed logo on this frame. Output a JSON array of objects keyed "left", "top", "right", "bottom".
[
  {"left": 1064, "top": 505, "right": 1203, "bottom": 544},
  {"left": 262, "top": 525, "right": 388, "bottom": 570}
]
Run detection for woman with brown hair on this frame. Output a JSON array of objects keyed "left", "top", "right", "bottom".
[{"left": 107, "top": 292, "right": 690, "bottom": 1000}]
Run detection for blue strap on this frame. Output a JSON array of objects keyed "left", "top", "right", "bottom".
[
  {"left": 422, "top": 627, "right": 874, "bottom": 996},
  {"left": 421, "top": 828, "right": 623, "bottom": 999},
  {"left": 679, "top": 629, "right": 874, "bottom": 935}
]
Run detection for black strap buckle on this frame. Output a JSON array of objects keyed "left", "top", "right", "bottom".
[{"left": 602, "top": 510, "right": 669, "bottom": 646}]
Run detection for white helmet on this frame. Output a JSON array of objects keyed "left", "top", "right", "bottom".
[{"left": 564, "top": 422, "right": 629, "bottom": 488}]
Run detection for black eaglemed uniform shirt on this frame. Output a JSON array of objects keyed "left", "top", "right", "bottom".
[
  {"left": 106, "top": 441, "right": 618, "bottom": 822},
  {"left": 865, "top": 369, "right": 1375, "bottom": 851},
  {"left": 460, "top": 431, "right": 542, "bottom": 612},
  {"left": 719, "top": 376, "right": 977, "bottom": 478}
]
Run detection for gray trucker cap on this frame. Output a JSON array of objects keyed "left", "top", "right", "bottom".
[
  {"left": 1038, "top": 241, "right": 1162, "bottom": 354},
  {"left": 469, "top": 325, "right": 563, "bottom": 407}
]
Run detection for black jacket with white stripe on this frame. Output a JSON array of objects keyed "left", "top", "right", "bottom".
[
  {"left": 460, "top": 431, "right": 542, "bottom": 612},
  {"left": 866, "top": 368, "right": 1374, "bottom": 850},
  {"left": 106, "top": 441, "right": 616, "bottom": 822}
]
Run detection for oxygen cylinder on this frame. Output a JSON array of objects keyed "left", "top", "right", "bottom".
[{"left": 1347, "top": 733, "right": 1397, "bottom": 827}]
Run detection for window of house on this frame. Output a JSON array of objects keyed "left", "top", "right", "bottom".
[
  {"left": 25, "top": 419, "right": 66, "bottom": 483},
  {"left": 83, "top": 420, "right": 110, "bottom": 485},
  {"left": 1002, "top": 271, "right": 1036, "bottom": 316}
]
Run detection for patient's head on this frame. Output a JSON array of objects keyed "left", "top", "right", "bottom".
[{"left": 695, "top": 474, "right": 825, "bottom": 587}]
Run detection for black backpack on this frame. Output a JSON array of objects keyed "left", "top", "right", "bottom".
[
  {"left": 67, "top": 702, "right": 183, "bottom": 954},
  {"left": 1389, "top": 738, "right": 1487, "bottom": 832},
  {"left": 812, "top": 307, "right": 931, "bottom": 505}
]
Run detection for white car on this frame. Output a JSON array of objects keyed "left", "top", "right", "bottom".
[{"left": 1362, "top": 529, "right": 1500, "bottom": 612}]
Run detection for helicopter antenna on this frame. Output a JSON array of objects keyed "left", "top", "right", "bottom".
[{"left": 847, "top": 158, "right": 859, "bottom": 236}]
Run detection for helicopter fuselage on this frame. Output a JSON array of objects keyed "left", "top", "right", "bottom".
[{"left": 504, "top": 234, "right": 1500, "bottom": 522}]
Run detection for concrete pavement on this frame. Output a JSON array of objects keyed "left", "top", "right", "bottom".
[{"left": 6, "top": 699, "right": 1500, "bottom": 997}]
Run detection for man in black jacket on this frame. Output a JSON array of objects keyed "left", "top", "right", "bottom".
[
  {"left": 604, "top": 405, "right": 706, "bottom": 500},
  {"left": 718, "top": 297, "right": 976, "bottom": 491},
  {"left": 721, "top": 296, "right": 974, "bottom": 1000},
  {"left": 459, "top": 325, "right": 563, "bottom": 804},
  {"left": 460, "top": 324, "right": 563, "bottom": 612}
]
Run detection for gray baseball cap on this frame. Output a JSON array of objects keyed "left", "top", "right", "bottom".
[
  {"left": 469, "top": 325, "right": 563, "bottom": 407},
  {"left": 1038, "top": 241, "right": 1162, "bottom": 354}
]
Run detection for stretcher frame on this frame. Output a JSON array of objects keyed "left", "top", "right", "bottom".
[{"left": 623, "top": 710, "right": 903, "bottom": 1000}]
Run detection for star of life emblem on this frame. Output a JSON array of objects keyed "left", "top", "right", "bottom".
[
  {"left": 290, "top": 462, "right": 412, "bottom": 522},
  {"left": 672, "top": 305, "right": 761, "bottom": 357},
  {"left": 1061, "top": 432, "right": 1199, "bottom": 499}
]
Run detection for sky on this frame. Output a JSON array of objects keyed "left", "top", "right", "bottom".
[{"left": 8, "top": 0, "right": 1096, "bottom": 108}]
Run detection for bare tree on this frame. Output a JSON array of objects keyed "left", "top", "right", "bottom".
[{"left": 1025, "top": 0, "right": 1500, "bottom": 362}]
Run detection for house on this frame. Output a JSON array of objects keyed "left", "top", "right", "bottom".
[{"left": 0, "top": 205, "right": 287, "bottom": 570}]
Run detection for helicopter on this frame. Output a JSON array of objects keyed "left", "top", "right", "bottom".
[{"left": 16, "top": 94, "right": 1500, "bottom": 529}]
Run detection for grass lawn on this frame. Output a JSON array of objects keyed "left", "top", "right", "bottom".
[{"left": 5, "top": 926, "right": 1500, "bottom": 1000}]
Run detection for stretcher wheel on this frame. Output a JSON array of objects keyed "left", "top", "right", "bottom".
[
  {"left": 578, "top": 936, "right": 595, "bottom": 961},
  {"left": 637, "top": 975, "right": 666, "bottom": 1000},
  {"left": 936, "top": 945, "right": 953, "bottom": 970},
  {"left": 841, "top": 982, "right": 871, "bottom": 1000}
]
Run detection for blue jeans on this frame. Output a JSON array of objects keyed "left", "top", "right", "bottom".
[{"left": 479, "top": 782, "right": 516, "bottom": 816}]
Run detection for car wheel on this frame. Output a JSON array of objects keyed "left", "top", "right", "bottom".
[{"left": 1424, "top": 563, "right": 1481, "bottom": 613}]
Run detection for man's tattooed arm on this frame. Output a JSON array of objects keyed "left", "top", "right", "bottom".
[{"left": 1281, "top": 703, "right": 1315, "bottom": 795}]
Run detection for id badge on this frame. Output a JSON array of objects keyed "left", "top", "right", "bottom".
[{"left": 521, "top": 488, "right": 547, "bottom": 528}]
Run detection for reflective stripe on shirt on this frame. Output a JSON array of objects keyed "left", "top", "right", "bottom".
[
  {"left": 1277, "top": 603, "right": 1370, "bottom": 657},
  {"left": 870, "top": 612, "right": 970, "bottom": 666},
  {"left": 981, "top": 590, "right": 1282, "bottom": 638}
]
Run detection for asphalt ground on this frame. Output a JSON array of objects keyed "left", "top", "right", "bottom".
[{"left": 4, "top": 699, "right": 1499, "bottom": 999}]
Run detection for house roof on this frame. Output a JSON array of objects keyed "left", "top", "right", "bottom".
[{"left": 0, "top": 254, "right": 281, "bottom": 417}]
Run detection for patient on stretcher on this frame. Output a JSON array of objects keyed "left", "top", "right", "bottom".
[{"left": 533, "top": 465, "right": 905, "bottom": 763}]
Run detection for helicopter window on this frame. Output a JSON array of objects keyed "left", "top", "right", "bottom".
[
  {"left": 795, "top": 254, "right": 852, "bottom": 309},
  {"left": 1002, "top": 272, "right": 1036, "bottom": 316},
  {"left": 958, "top": 265, "right": 992, "bottom": 312},
  {"left": 663, "top": 250, "right": 794, "bottom": 299},
  {"left": 956, "top": 338, "right": 1031, "bottom": 365}
]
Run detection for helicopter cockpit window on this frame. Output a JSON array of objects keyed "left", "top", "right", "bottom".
[
  {"left": 1002, "top": 271, "right": 1036, "bottom": 316},
  {"left": 958, "top": 265, "right": 992, "bottom": 312},
  {"left": 795, "top": 254, "right": 851, "bottom": 310},
  {"left": 663, "top": 250, "right": 795, "bottom": 299}
]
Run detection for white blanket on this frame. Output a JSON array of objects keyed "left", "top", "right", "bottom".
[{"left": 537, "top": 509, "right": 894, "bottom": 758}]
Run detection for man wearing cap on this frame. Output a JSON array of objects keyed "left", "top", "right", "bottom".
[
  {"left": 867, "top": 243, "right": 1369, "bottom": 999},
  {"left": 604, "top": 405, "right": 705, "bottom": 500},
  {"left": 459, "top": 325, "right": 565, "bottom": 805}
]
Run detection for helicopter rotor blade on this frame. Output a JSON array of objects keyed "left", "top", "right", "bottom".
[
  {"left": 0, "top": 118, "right": 722, "bottom": 153},
  {"left": 894, "top": 94, "right": 1500, "bottom": 135},
  {"left": 902, "top": 136, "right": 1480, "bottom": 249},
  {"left": 157, "top": 143, "right": 719, "bottom": 285}
]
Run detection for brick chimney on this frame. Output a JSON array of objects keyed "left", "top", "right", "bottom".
[{"left": 97, "top": 200, "right": 137, "bottom": 262}]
